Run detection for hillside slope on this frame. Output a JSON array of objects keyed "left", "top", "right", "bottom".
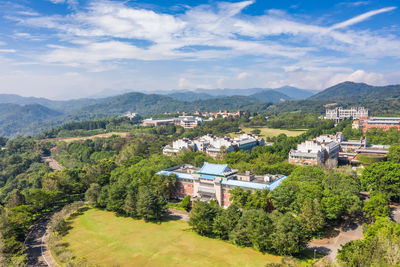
[
  {"left": 250, "top": 90, "right": 292, "bottom": 103},
  {"left": 309, "top": 82, "right": 400, "bottom": 102},
  {"left": 0, "top": 104, "right": 62, "bottom": 137},
  {"left": 270, "top": 82, "right": 400, "bottom": 115},
  {"left": 273, "top": 86, "right": 315, "bottom": 100}
]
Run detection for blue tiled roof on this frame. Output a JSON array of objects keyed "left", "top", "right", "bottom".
[
  {"left": 156, "top": 170, "right": 195, "bottom": 180},
  {"left": 221, "top": 176, "right": 287, "bottom": 190},
  {"left": 197, "top": 162, "right": 231, "bottom": 176},
  {"left": 268, "top": 176, "right": 287, "bottom": 190},
  {"left": 200, "top": 174, "right": 215, "bottom": 180},
  {"left": 221, "top": 179, "right": 269, "bottom": 190}
]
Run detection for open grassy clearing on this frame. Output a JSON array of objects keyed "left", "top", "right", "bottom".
[
  {"left": 41, "top": 132, "right": 130, "bottom": 143},
  {"left": 234, "top": 127, "right": 307, "bottom": 138},
  {"left": 58, "top": 209, "right": 281, "bottom": 267}
]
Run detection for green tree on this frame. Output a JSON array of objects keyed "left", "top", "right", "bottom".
[
  {"left": 338, "top": 217, "right": 400, "bottom": 266},
  {"left": 363, "top": 192, "right": 390, "bottom": 221},
  {"left": 212, "top": 203, "right": 241, "bottom": 240},
  {"left": 181, "top": 195, "right": 191, "bottom": 211},
  {"left": 230, "top": 209, "right": 273, "bottom": 252},
  {"left": 387, "top": 144, "right": 400, "bottom": 163},
  {"left": 85, "top": 183, "right": 101, "bottom": 206},
  {"left": 6, "top": 190, "right": 25, "bottom": 209},
  {"left": 298, "top": 198, "right": 325, "bottom": 235},
  {"left": 270, "top": 212, "right": 310, "bottom": 255},
  {"left": 124, "top": 192, "right": 137, "bottom": 217},
  {"left": 136, "top": 187, "right": 167, "bottom": 221},
  {"left": 360, "top": 162, "right": 400, "bottom": 198},
  {"left": 189, "top": 201, "right": 220, "bottom": 235}
]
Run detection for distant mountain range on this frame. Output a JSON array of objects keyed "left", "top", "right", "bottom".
[{"left": 0, "top": 81, "right": 399, "bottom": 138}]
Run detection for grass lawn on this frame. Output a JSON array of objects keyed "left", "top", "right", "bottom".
[
  {"left": 237, "top": 127, "right": 307, "bottom": 138},
  {"left": 60, "top": 132, "right": 130, "bottom": 143},
  {"left": 59, "top": 209, "right": 281, "bottom": 267}
]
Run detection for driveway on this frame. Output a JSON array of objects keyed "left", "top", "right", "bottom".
[
  {"left": 25, "top": 215, "right": 58, "bottom": 267},
  {"left": 308, "top": 219, "right": 364, "bottom": 262}
]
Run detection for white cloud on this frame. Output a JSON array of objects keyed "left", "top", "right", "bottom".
[
  {"left": 237, "top": 72, "right": 250, "bottom": 80},
  {"left": 0, "top": 49, "right": 16, "bottom": 53},
  {"left": 330, "top": 7, "right": 396, "bottom": 30},
  {"left": 1, "top": 0, "right": 400, "bottom": 97},
  {"left": 326, "top": 70, "right": 386, "bottom": 87}
]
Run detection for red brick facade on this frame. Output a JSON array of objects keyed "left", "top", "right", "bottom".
[
  {"left": 174, "top": 181, "right": 194, "bottom": 199},
  {"left": 221, "top": 188, "right": 232, "bottom": 207}
]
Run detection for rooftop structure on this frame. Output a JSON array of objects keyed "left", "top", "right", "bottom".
[
  {"left": 123, "top": 112, "right": 140, "bottom": 120},
  {"left": 163, "top": 134, "right": 264, "bottom": 157},
  {"left": 157, "top": 162, "right": 286, "bottom": 207}
]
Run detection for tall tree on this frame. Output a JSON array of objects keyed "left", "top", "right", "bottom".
[
  {"left": 189, "top": 201, "right": 220, "bottom": 235},
  {"left": 6, "top": 190, "right": 25, "bottom": 209},
  {"left": 136, "top": 187, "right": 167, "bottom": 221},
  {"left": 213, "top": 203, "right": 241, "bottom": 240}
]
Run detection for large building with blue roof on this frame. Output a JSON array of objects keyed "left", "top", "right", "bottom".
[{"left": 157, "top": 162, "right": 286, "bottom": 207}]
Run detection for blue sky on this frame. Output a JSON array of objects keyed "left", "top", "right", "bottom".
[{"left": 0, "top": 0, "right": 399, "bottom": 99}]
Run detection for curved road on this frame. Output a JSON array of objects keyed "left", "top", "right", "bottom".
[{"left": 25, "top": 215, "right": 58, "bottom": 267}]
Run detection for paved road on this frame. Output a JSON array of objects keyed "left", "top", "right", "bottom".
[
  {"left": 308, "top": 220, "right": 363, "bottom": 262},
  {"left": 25, "top": 215, "right": 58, "bottom": 267},
  {"left": 42, "top": 157, "right": 63, "bottom": 171}
]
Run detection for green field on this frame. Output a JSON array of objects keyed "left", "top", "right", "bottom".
[
  {"left": 59, "top": 209, "right": 281, "bottom": 267},
  {"left": 237, "top": 127, "right": 307, "bottom": 138}
]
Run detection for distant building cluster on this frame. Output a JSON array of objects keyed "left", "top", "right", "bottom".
[
  {"left": 324, "top": 107, "right": 370, "bottom": 122},
  {"left": 194, "top": 110, "right": 245, "bottom": 118},
  {"left": 157, "top": 162, "right": 286, "bottom": 207},
  {"left": 353, "top": 117, "right": 400, "bottom": 133},
  {"left": 163, "top": 134, "right": 264, "bottom": 158},
  {"left": 142, "top": 116, "right": 206, "bottom": 129},
  {"left": 323, "top": 106, "right": 400, "bottom": 133},
  {"left": 289, "top": 133, "right": 344, "bottom": 167},
  {"left": 289, "top": 132, "right": 388, "bottom": 167},
  {"left": 123, "top": 112, "right": 140, "bottom": 120}
]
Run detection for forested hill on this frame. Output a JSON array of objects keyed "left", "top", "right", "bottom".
[
  {"left": 273, "top": 86, "right": 315, "bottom": 100},
  {"left": 0, "top": 93, "right": 104, "bottom": 114},
  {"left": 269, "top": 82, "right": 400, "bottom": 115},
  {"left": 250, "top": 90, "right": 292, "bottom": 102},
  {"left": 309, "top": 82, "right": 400, "bottom": 102},
  {"left": 0, "top": 103, "right": 62, "bottom": 137},
  {"left": 70, "top": 93, "right": 270, "bottom": 120}
]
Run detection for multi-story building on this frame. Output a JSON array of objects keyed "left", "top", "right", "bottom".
[
  {"left": 157, "top": 162, "right": 286, "bottom": 208},
  {"left": 143, "top": 116, "right": 203, "bottom": 128},
  {"left": 324, "top": 107, "right": 369, "bottom": 122},
  {"left": 162, "top": 134, "right": 265, "bottom": 157},
  {"left": 358, "top": 117, "right": 400, "bottom": 133},
  {"left": 289, "top": 133, "right": 343, "bottom": 167}
]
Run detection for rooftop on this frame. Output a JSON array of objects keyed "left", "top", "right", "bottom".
[{"left": 196, "top": 162, "right": 235, "bottom": 177}]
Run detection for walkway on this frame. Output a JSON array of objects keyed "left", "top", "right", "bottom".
[
  {"left": 390, "top": 203, "right": 400, "bottom": 223},
  {"left": 25, "top": 215, "right": 58, "bottom": 267},
  {"left": 308, "top": 219, "right": 364, "bottom": 262},
  {"left": 42, "top": 157, "right": 63, "bottom": 171},
  {"left": 165, "top": 208, "right": 189, "bottom": 221}
]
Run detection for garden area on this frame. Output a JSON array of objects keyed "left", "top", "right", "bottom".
[{"left": 54, "top": 209, "right": 281, "bottom": 267}]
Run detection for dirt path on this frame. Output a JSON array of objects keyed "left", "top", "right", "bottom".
[
  {"left": 165, "top": 208, "right": 189, "bottom": 221},
  {"left": 24, "top": 215, "right": 58, "bottom": 267},
  {"left": 42, "top": 157, "right": 63, "bottom": 171},
  {"left": 308, "top": 220, "right": 364, "bottom": 262},
  {"left": 390, "top": 203, "right": 400, "bottom": 223}
]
